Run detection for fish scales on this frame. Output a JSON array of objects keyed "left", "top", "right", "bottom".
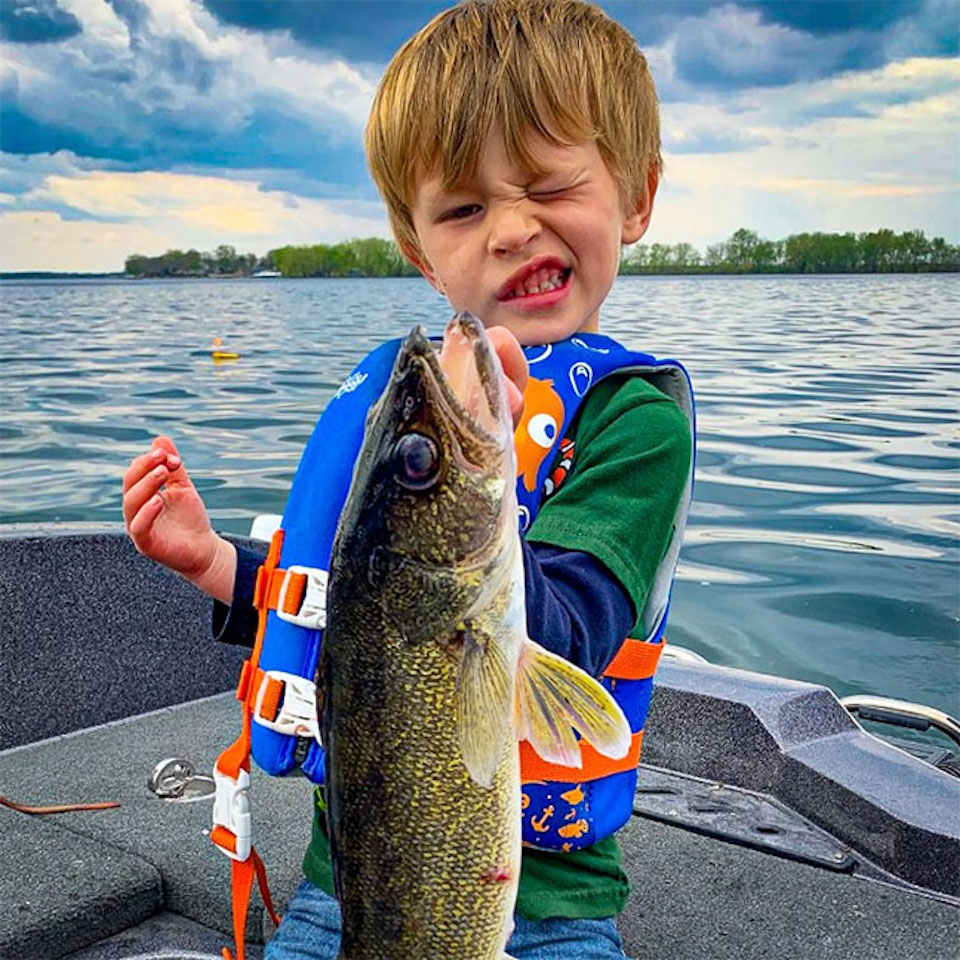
[{"left": 324, "top": 595, "right": 519, "bottom": 959}]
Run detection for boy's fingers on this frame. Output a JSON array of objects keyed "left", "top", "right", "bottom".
[
  {"left": 123, "top": 464, "right": 168, "bottom": 524},
  {"left": 152, "top": 435, "right": 177, "bottom": 455},
  {"left": 504, "top": 378, "right": 524, "bottom": 427},
  {"left": 486, "top": 326, "right": 527, "bottom": 427},
  {"left": 153, "top": 435, "right": 180, "bottom": 457},
  {"left": 141, "top": 436, "right": 186, "bottom": 483},
  {"left": 124, "top": 437, "right": 184, "bottom": 495},
  {"left": 123, "top": 448, "right": 165, "bottom": 494},
  {"left": 487, "top": 326, "right": 529, "bottom": 395},
  {"left": 127, "top": 493, "right": 164, "bottom": 546},
  {"left": 151, "top": 435, "right": 184, "bottom": 476}
]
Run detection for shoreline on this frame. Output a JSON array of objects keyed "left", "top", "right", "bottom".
[{"left": 3, "top": 268, "right": 958, "bottom": 281}]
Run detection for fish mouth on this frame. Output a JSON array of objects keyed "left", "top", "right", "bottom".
[{"left": 398, "top": 313, "right": 508, "bottom": 449}]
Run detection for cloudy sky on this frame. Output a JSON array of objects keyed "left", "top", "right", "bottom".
[{"left": 1, "top": 0, "right": 957, "bottom": 272}]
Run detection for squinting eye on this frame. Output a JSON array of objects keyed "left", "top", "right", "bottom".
[
  {"left": 442, "top": 204, "right": 481, "bottom": 221},
  {"left": 531, "top": 189, "right": 566, "bottom": 200},
  {"left": 393, "top": 432, "right": 441, "bottom": 490},
  {"left": 527, "top": 413, "right": 557, "bottom": 449}
]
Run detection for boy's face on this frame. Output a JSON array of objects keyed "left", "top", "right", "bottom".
[{"left": 408, "top": 128, "right": 655, "bottom": 346}]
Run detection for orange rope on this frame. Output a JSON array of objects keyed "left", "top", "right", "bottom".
[{"left": 0, "top": 795, "right": 120, "bottom": 815}]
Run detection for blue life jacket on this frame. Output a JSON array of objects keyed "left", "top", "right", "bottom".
[{"left": 245, "top": 331, "right": 694, "bottom": 850}]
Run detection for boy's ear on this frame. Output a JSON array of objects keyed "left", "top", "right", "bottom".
[
  {"left": 401, "top": 240, "right": 445, "bottom": 294},
  {"left": 621, "top": 166, "right": 659, "bottom": 245}
]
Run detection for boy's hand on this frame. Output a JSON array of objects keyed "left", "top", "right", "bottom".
[
  {"left": 122, "top": 436, "right": 235, "bottom": 604},
  {"left": 487, "top": 326, "right": 528, "bottom": 426}
]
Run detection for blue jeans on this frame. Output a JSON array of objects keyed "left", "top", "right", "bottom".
[{"left": 265, "top": 879, "right": 630, "bottom": 959}]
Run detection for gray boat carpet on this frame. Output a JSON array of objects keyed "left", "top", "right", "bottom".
[
  {"left": 0, "top": 531, "right": 250, "bottom": 751},
  {"left": 0, "top": 693, "right": 312, "bottom": 958},
  {"left": 63, "top": 911, "right": 263, "bottom": 960},
  {"left": 0, "top": 694, "right": 957, "bottom": 959},
  {"left": 618, "top": 815, "right": 958, "bottom": 959},
  {"left": 0, "top": 812, "right": 160, "bottom": 958}
]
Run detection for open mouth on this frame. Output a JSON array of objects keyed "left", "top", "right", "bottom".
[
  {"left": 398, "top": 317, "right": 504, "bottom": 444},
  {"left": 435, "top": 316, "right": 502, "bottom": 437},
  {"left": 498, "top": 266, "right": 572, "bottom": 302}
]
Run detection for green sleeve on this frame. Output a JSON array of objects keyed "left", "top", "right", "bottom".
[{"left": 527, "top": 375, "right": 692, "bottom": 635}]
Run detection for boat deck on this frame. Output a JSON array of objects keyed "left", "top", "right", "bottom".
[{"left": 1, "top": 530, "right": 958, "bottom": 959}]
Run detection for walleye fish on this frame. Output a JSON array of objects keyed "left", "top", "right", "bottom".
[{"left": 321, "top": 313, "right": 631, "bottom": 960}]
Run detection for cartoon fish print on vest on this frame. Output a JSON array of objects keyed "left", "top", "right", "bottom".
[
  {"left": 514, "top": 377, "right": 564, "bottom": 492},
  {"left": 543, "top": 438, "right": 575, "bottom": 499}
]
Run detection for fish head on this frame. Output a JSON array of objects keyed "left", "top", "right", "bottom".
[{"left": 334, "top": 312, "right": 517, "bottom": 642}]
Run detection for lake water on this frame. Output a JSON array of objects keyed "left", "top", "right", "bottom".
[{"left": 1, "top": 274, "right": 957, "bottom": 719}]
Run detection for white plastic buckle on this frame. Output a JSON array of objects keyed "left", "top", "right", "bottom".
[
  {"left": 253, "top": 670, "right": 321, "bottom": 741},
  {"left": 276, "top": 565, "right": 328, "bottom": 629},
  {"left": 212, "top": 766, "right": 251, "bottom": 862}
]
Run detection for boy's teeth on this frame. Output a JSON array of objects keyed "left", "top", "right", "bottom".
[{"left": 510, "top": 268, "right": 564, "bottom": 298}]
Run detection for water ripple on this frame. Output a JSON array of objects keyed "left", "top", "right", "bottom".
[{"left": 1, "top": 273, "right": 957, "bottom": 716}]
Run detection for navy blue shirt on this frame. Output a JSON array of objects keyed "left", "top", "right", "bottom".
[{"left": 214, "top": 540, "right": 634, "bottom": 678}]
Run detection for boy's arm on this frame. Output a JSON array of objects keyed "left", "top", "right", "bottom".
[
  {"left": 212, "top": 543, "right": 265, "bottom": 647},
  {"left": 524, "top": 376, "right": 693, "bottom": 670},
  {"left": 213, "top": 537, "right": 633, "bottom": 679},
  {"left": 521, "top": 542, "right": 635, "bottom": 676}
]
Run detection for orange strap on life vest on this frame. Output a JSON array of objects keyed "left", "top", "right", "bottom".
[
  {"left": 212, "top": 529, "right": 286, "bottom": 960},
  {"left": 519, "top": 729, "right": 645, "bottom": 783},
  {"left": 219, "top": 849, "right": 281, "bottom": 960},
  {"left": 520, "top": 637, "right": 664, "bottom": 784},
  {"left": 603, "top": 636, "right": 665, "bottom": 680},
  {"left": 261, "top": 566, "right": 308, "bottom": 618}
]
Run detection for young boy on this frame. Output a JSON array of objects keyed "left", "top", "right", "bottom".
[{"left": 122, "top": 2, "right": 691, "bottom": 958}]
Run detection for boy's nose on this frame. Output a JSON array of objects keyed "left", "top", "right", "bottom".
[{"left": 487, "top": 202, "right": 541, "bottom": 256}]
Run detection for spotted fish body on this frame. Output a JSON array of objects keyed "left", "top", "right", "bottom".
[{"left": 321, "top": 314, "right": 630, "bottom": 960}]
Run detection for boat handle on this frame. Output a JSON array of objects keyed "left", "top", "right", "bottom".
[{"left": 842, "top": 695, "right": 960, "bottom": 747}]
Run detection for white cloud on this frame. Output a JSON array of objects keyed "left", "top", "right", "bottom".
[
  {"left": 647, "top": 56, "right": 960, "bottom": 247},
  {"left": 0, "top": 210, "right": 177, "bottom": 273},
  {"left": 2, "top": 166, "right": 390, "bottom": 272},
  {"left": 670, "top": 3, "right": 869, "bottom": 89},
  {"left": 759, "top": 179, "right": 951, "bottom": 199},
  {"left": 60, "top": 0, "right": 131, "bottom": 49}
]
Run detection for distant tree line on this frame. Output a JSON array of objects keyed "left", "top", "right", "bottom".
[
  {"left": 125, "top": 229, "right": 958, "bottom": 279},
  {"left": 621, "top": 228, "right": 959, "bottom": 274},
  {"left": 268, "top": 238, "right": 419, "bottom": 277},
  {"left": 125, "top": 245, "right": 263, "bottom": 278}
]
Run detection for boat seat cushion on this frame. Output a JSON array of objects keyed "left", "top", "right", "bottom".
[
  {"left": 0, "top": 694, "right": 313, "bottom": 952},
  {"left": 0, "top": 812, "right": 160, "bottom": 957}
]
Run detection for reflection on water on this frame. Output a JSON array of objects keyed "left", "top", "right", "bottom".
[{"left": 1, "top": 274, "right": 957, "bottom": 716}]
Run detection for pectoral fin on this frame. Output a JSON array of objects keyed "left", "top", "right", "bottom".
[
  {"left": 514, "top": 640, "right": 631, "bottom": 767},
  {"left": 456, "top": 620, "right": 512, "bottom": 788}
]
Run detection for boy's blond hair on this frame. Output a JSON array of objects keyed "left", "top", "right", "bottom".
[{"left": 365, "top": 0, "right": 661, "bottom": 264}]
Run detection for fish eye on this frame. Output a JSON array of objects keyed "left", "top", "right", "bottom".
[{"left": 393, "top": 432, "right": 441, "bottom": 490}]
